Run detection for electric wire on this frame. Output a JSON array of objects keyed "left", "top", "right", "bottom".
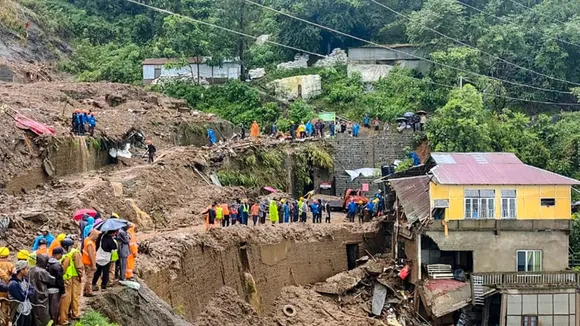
[
  {"left": 369, "top": 0, "right": 580, "bottom": 87},
  {"left": 124, "top": 0, "right": 580, "bottom": 106},
  {"left": 243, "top": 0, "right": 573, "bottom": 94}
]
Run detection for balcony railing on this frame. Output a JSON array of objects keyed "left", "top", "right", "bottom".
[{"left": 472, "top": 271, "right": 580, "bottom": 288}]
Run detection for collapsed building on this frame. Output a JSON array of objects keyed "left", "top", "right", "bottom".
[{"left": 384, "top": 152, "right": 579, "bottom": 326}]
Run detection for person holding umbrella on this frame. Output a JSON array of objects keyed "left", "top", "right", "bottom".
[{"left": 92, "top": 225, "right": 118, "bottom": 291}]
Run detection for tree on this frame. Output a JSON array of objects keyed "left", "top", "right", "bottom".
[{"left": 426, "top": 84, "right": 492, "bottom": 152}]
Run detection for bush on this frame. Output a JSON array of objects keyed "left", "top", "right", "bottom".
[{"left": 74, "top": 311, "right": 118, "bottom": 326}]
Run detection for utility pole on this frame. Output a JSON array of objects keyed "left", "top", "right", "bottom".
[{"left": 459, "top": 76, "right": 464, "bottom": 88}]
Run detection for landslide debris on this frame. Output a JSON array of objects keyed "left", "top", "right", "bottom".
[
  {"left": 86, "top": 280, "right": 192, "bottom": 326},
  {"left": 195, "top": 287, "right": 267, "bottom": 326}
]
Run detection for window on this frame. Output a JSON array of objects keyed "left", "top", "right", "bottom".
[
  {"left": 501, "top": 190, "right": 517, "bottom": 219},
  {"left": 522, "top": 316, "right": 537, "bottom": 326},
  {"left": 540, "top": 198, "right": 556, "bottom": 207},
  {"left": 516, "top": 250, "right": 542, "bottom": 272},
  {"left": 154, "top": 66, "right": 162, "bottom": 79},
  {"left": 464, "top": 189, "right": 495, "bottom": 219}
]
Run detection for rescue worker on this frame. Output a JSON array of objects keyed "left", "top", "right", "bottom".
[
  {"left": 48, "top": 233, "right": 67, "bottom": 257},
  {"left": 59, "top": 238, "right": 83, "bottom": 325},
  {"left": 352, "top": 122, "right": 360, "bottom": 137},
  {"left": 35, "top": 238, "right": 49, "bottom": 256},
  {"left": 300, "top": 198, "right": 308, "bottom": 223},
  {"left": 221, "top": 203, "right": 230, "bottom": 227},
  {"left": 325, "top": 201, "right": 331, "bottom": 223},
  {"left": 289, "top": 121, "right": 297, "bottom": 139},
  {"left": 92, "top": 231, "right": 116, "bottom": 291},
  {"left": 87, "top": 112, "right": 97, "bottom": 137},
  {"left": 48, "top": 247, "right": 65, "bottom": 324},
  {"left": 310, "top": 200, "right": 319, "bottom": 224},
  {"left": 207, "top": 129, "right": 216, "bottom": 146},
  {"left": 250, "top": 202, "right": 260, "bottom": 226},
  {"left": 372, "top": 198, "right": 379, "bottom": 217},
  {"left": 357, "top": 200, "right": 365, "bottom": 223},
  {"left": 27, "top": 253, "right": 37, "bottom": 268},
  {"left": 82, "top": 229, "right": 98, "bottom": 296},
  {"left": 347, "top": 199, "right": 357, "bottom": 223},
  {"left": 305, "top": 121, "right": 314, "bottom": 137},
  {"left": 363, "top": 114, "right": 370, "bottom": 128},
  {"left": 230, "top": 200, "right": 239, "bottom": 225},
  {"left": 125, "top": 224, "right": 138, "bottom": 280},
  {"left": 116, "top": 226, "right": 130, "bottom": 281},
  {"left": 215, "top": 204, "right": 223, "bottom": 227},
  {"left": 269, "top": 200, "right": 279, "bottom": 224},
  {"left": 83, "top": 216, "right": 95, "bottom": 239},
  {"left": 298, "top": 122, "right": 306, "bottom": 138},
  {"left": 29, "top": 254, "right": 55, "bottom": 326},
  {"left": 32, "top": 226, "right": 54, "bottom": 250},
  {"left": 271, "top": 122, "right": 278, "bottom": 136},
  {"left": 241, "top": 199, "right": 250, "bottom": 225},
  {"left": 282, "top": 200, "right": 290, "bottom": 223},
  {"left": 16, "top": 250, "right": 29, "bottom": 262},
  {"left": 0, "top": 247, "right": 13, "bottom": 326},
  {"left": 329, "top": 120, "right": 336, "bottom": 137},
  {"left": 146, "top": 139, "right": 156, "bottom": 164},
  {"left": 74, "top": 109, "right": 83, "bottom": 135},
  {"left": 365, "top": 200, "right": 374, "bottom": 222},
  {"left": 8, "top": 261, "right": 35, "bottom": 326},
  {"left": 292, "top": 201, "right": 299, "bottom": 222},
  {"left": 79, "top": 214, "right": 90, "bottom": 247},
  {"left": 250, "top": 121, "right": 260, "bottom": 138},
  {"left": 71, "top": 109, "right": 80, "bottom": 134},
  {"left": 373, "top": 116, "right": 381, "bottom": 131},
  {"left": 207, "top": 204, "right": 216, "bottom": 230},
  {"left": 110, "top": 234, "right": 119, "bottom": 284}
]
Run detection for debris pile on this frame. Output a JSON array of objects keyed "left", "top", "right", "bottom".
[
  {"left": 195, "top": 287, "right": 267, "bottom": 326},
  {"left": 277, "top": 54, "right": 309, "bottom": 70},
  {"left": 314, "top": 48, "right": 348, "bottom": 67},
  {"left": 286, "top": 256, "right": 430, "bottom": 326}
]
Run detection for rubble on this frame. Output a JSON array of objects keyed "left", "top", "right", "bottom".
[
  {"left": 270, "top": 74, "right": 322, "bottom": 100},
  {"left": 277, "top": 54, "right": 309, "bottom": 70},
  {"left": 314, "top": 48, "right": 348, "bottom": 67},
  {"left": 195, "top": 287, "right": 267, "bottom": 326},
  {"left": 249, "top": 68, "right": 266, "bottom": 80}
]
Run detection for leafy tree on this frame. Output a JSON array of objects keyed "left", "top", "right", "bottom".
[{"left": 427, "top": 85, "right": 492, "bottom": 152}]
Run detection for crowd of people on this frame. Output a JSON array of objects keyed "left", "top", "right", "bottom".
[
  {"left": 205, "top": 197, "right": 333, "bottom": 230},
  {"left": 70, "top": 109, "right": 97, "bottom": 137},
  {"left": 205, "top": 189, "right": 386, "bottom": 230},
  {"left": 0, "top": 213, "right": 138, "bottom": 326}
]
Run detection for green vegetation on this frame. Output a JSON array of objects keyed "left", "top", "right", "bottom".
[
  {"left": 73, "top": 311, "right": 118, "bottom": 326},
  {"left": 5, "top": 0, "right": 580, "bottom": 182}
]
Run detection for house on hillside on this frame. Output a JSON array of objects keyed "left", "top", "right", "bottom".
[
  {"left": 347, "top": 44, "right": 431, "bottom": 82},
  {"left": 142, "top": 57, "right": 241, "bottom": 85},
  {"left": 386, "top": 152, "right": 579, "bottom": 326}
]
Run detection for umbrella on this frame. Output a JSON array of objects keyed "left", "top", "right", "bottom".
[
  {"left": 95, "top": 218, "right": 129, "bottom": 232},
  {"left": 264, "top": 186, "right": 277, "bottom": 193},
  {"left": 395, "top": 117, "right": 407, "bottom": 122},
  {"left": 416, "top": 110, "right": 427, "bottom": 115},
  {"left": 73, "top": 209, "right": 97, "bottom": 222},
  {"left": 403, "top": 112, "right": 415, "bottom": 118}
]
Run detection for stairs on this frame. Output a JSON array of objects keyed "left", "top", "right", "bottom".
[{"left": 471, "top": 275, "right": 485, "bottom": 306}]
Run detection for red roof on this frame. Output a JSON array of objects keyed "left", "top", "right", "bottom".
[{"left": 430, "top": 153, "right": 580, "bottom": 185}]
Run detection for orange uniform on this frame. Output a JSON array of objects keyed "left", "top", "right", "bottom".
[
  {"left": 48, "top": 239, "right": 61, "bottom": 257},
  {"left": 221, "top": 204, "right": 230, "bottom": 216},
  {"left": 35, "top": 244, "right": 48, "bottom": 256},
  {"left": 250, "top": 121, "right": 259, "bottom": 137},
  {"left": 251, "top": 204, "right": 260, "bottom": 216},
  {"left": 82, "top": 237, "right": 97, "bottom": 294},
  {"left": 126, "top": 225, "right": 138, "bottom": 279},
  {"left": 0, "top": 259, "right": 13, "bottom": 326}
]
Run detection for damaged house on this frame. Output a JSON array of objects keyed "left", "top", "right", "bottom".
[{"left": 388, "top": 152, "right": 580, "bottom": 326}]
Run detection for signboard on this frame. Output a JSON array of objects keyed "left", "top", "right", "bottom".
[
  {"left": 362, "top": 183, "right": 369, "bottom": 192},
  {"left": 318, "top": 112, "right": 336, "bottom": 122}
]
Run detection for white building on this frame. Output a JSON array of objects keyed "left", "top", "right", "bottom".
[{"left": 142, "top": 57, "right": 241, "bottom": 85}]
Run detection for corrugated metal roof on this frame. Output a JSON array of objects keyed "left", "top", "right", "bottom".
[
  {"left": 430, "top": 152, "right": 580, "bottom": 185},
  {"left": 390, "top": 176, "right": 431, "bottom": 224},
  {"left": 142, "top": 57, "right": 239, "bottom": 65}
]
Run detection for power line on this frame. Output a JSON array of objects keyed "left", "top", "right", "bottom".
[
  {"left": 124, "top": 0, "right": 453, "bottom": 90},
  {"left": 455, "top": 0, "right": 580, "bottom": 49},
  {"left": 369, "top": 0, "right": 580, "bottom": 87},
  {"left": 125, "top": 0, "right": 580, "bottom": 106},
  {"left": 243, "top": 0, "right": 573, "bottom": 95}
]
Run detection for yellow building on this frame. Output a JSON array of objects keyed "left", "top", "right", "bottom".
[
  {"left": 428, "top": 153, "right": 578, "bottom": 220},
  {"left": 389, "top": 152, "right": 580, "bottom": 326}
]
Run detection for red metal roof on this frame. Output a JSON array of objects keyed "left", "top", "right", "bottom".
[{"left": 430, "top": 153, "right": 580, "bottom": 185}]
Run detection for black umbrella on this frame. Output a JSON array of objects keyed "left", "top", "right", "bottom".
[
  {"left": 396, "top": 117, "right": 407, "bottom": 122},
  {"left": 95, "top": 218, "right": 129, "bottom": 232},
  {"left": 403, "top": 112, "right": 415, "bottom": 118}
]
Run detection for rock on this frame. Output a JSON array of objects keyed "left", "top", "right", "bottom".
[
  {"left": 249, "top": 68, "right": 266, "bottom": 80},
  {"left": 144, "top": 95, "right": 159, "bottom": 106},
  {"left": 21, "top": 212, "right": 48, "bottom": 223},
  {"left": 105, "top": 93, "right": 127, "bottom": 107},
  {"left": 314, "top": 48, "right": 347, "bottom": 67},
  {"left": 277, "top": 54, "right": 309, "bottom": 70}
]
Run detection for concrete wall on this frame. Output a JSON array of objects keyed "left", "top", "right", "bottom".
[
  {"left": 143, "top": 62, "right": 241, "bottom": 81},
  {"left": 140, "top": 228, "right": 376, "bottom": 322},
  {"left": 425, "top": 230, "right": 569, "bottom": 273},
  {"left": 348, "top": 61, "right": 428, "bottom": 82},
  {"left": 270, "top": 74, "right": 322, "bottom": 100},
  {"left": 431, "top": 183, "right": 573, "bottom": 220},
  {"left": 504, "top": 289, "right": 577, "bottom": 326},
  {"left": 330, "top": 131, "right": 414, "bottom": 196},
  {"left": 47, "top": 137, "right": 110, "bottom": 176}
]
